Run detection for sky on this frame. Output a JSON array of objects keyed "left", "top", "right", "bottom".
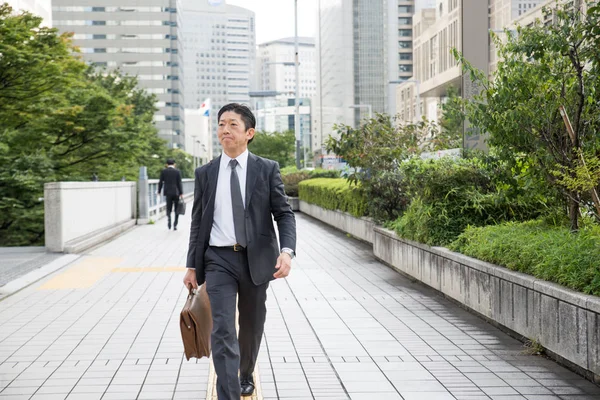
[{"left": 225, "top": 0, "right": 318, "bottom": 44}]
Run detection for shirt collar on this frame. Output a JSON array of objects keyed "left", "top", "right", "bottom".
[
  {"left": 221, "top": 149, "right": 249, "bottom": 170},
  {"left": 167, "top": 165, "right": 175, "bottom": 168}
]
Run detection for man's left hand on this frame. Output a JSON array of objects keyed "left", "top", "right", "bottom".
[{"left": 273, "top": 252, "right": 292, "bottom": 279}]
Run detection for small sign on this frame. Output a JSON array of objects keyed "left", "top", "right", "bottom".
[{"left": 208, "top": 0, "right": 223, "bottom": 6}]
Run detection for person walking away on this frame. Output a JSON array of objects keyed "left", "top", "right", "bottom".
[{"left": 158, "top": 158, "right": 184, "bottom": 230}]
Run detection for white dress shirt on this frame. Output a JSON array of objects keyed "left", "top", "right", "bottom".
[{"left": 209, "top": 150, "right": 248, "bottom": 246}]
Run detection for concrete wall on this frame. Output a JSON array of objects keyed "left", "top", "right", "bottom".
[
  {"left": 45, "top": 182, "right": 136, "bottom": 253},
  {"left": 299, "top": 200, "right": 374, "bottom": 244},
  {"left": 301, "top": 202, "right": 600, "bottom": 381}
]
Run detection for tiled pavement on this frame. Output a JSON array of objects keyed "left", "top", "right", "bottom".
[
  {"left": 1, "top": 211, "right": 600, "bottom": 400},
  {"left": 0, "top": 248, "right": 63, "bottom": 287}
]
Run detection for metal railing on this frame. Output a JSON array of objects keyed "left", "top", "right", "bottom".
[{"left": 147, "top": 178, "right": 195, "bottom": 219}]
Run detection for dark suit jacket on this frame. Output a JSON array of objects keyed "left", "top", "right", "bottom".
[
  {"left": 186, "top": 152, "right": 296, "bottom": 286},
  {"left": 158, "top": 167, "right": 183, "bottom": 197}
]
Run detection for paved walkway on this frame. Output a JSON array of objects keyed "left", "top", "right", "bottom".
[
  {"left": 0, "top": 247, "right": 63, "bottom": 287},
  {"left": 1, "top": 211, "right": 600, "bottom": 400}
]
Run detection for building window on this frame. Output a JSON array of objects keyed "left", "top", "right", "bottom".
[
  {"left": 399, "top": 65, "right": 413, "bottom": 73},
  {"left": 399, "top": 5, "right": 413, "bottom": 13},
  {"left": 399, "top": 53, "right": 412, "bottom": 61},
  {"left": 399, "top": 41, "right": 412, "bottom": 49},
  {"left": 398, "top": 17, "right": 412, "bottom": 25},
  {"left": 399, "top": 29, "right": 412, "bottom": 37}
]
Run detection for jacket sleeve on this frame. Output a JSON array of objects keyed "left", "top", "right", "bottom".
[
  {"left": 186, "top": 167, "right": 204, "bottom": 268},
  {"left": 177, "top": 169, "right": 184, "bottom": 196},
  {"left": 269, "top": 162, "right": 297, "bottom": 253},
  {"left": 157, "top": 169, "right": 164, "bottom": 194}
]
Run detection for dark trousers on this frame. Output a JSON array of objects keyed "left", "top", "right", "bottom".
[
  {"left": 204, "top": 246, "right": 269, "bottom": 400},
  {"left": 165, "top": 195, "right": 179, "bottom": 227}
]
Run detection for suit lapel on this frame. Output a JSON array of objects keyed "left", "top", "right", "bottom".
[
  {"left": 205, "top": 156, "right": 220, "bottom": 213},
  {"left": 245, "top": 152, "right": 262, "bottom": 209}
]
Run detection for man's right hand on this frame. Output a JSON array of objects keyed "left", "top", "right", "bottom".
[{"left": 183, "top": 268, "right": 198, "bottom": 290}]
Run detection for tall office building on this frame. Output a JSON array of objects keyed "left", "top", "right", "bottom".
[
  {"left": 315, "top": 0, "right": 420, "bottom": 157},
  {"left": 181, "top": 0, "right": 255, "bottom": 154},
  {"left": 6, "top": 0, "right": 52, "bottom": 26},
  {"left": 256, "top": 37, "right": 316, "bottom": 102},
  {"left": 395, "top": 0, "right": 489, "bottom": 146},
  {"left": 254, "top": 37, "right": 315, "bottom": 157},
  {"left": 52, "top": 1, "right": 185, "bottom": 149}
]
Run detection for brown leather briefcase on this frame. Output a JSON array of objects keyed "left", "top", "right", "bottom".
[{"left": 180, "top": 284, "right": 212, "bottom": 360}]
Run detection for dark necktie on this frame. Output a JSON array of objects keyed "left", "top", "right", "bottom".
[{"left": 229, "top": 159, "right": 247, "bottom": 247}]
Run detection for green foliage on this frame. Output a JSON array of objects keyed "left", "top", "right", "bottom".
[
  {"left": 298, "top": 178, "right": 367, "bottom": 218},
  {"left": 249, "top": 130, "right": 295, "bottom": 168},
  {"left": 144, "top": 148, "right": 194, "bottom": 180},
  {"left": 326, "top": 114, "right": 435, "bottom": 185},
  {"left": 437, "top": 85, "right": 464, "bottom": 149},
  {"left": 551, "top": 151, "right": 600, "bottom": 195},
  {"left": 389, "top": 157, "right": 551, "bottom": 246},
  {"left": 281, "top": 169, "right": 341, "bottom": 197},
  {"left": 456, "top": 1, "right": 600, "bottom": 229},
  {"left": 363, "top": 170, "right": 410, "bottom": 223},
  {"left": 281, "top": 171, "right": 310, "bottom": 197},
  {"left": 449, "top": 219, "right": 600, "bottom": 296},
  {"left": 0, "top": 6, "right": 173, "bottom": 245}
]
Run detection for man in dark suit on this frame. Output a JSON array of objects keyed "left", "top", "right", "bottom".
[
  {"left": 184, "top": 103, "right": 296, "bottom": 399},
  {"left": 157, "top": 158, "right": 184, "bottom": 230}
]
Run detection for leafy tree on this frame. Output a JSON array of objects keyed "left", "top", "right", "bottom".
[
  {"left": 325, "top": 114, "right": 439, "bottom": 185},
  {"left": 0, "top": 5, "right": 174, "bottom": 245},
  {"left": 437, "top": 85, "right": 464, "bottom": 150},
  {"left": 456, "top": 1, "right": 600, "bottom": 230},
  {"left": 249, "top": 130, "right": 295, "bottom": 168}
]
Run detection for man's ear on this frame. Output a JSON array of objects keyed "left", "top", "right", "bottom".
[{"left": 246, "top": 128, "right": 256, "bottom": 141}]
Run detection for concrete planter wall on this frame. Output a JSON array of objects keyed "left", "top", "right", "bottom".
[
  {"left": 288, "top": 197, "right": 300, "bottom": 211},
  {"left": 45, "top": 182, "right": 136, "bottom": 253},
  {"left": 302, "top": 202, "right": 600, "bottom": 381},
  {"left": 299, "top": 200, "right": 374, "bottom": 244}
]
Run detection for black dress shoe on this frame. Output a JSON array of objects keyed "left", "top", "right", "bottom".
[
  {"left": 240, "top": 376, "right": 255, "bottom": 397},
  {"left": 174, "top": 226, "right": 177, "bottom": 231},
  {"left": 167, "top": 220, "right": 171, "bottom": 229}
]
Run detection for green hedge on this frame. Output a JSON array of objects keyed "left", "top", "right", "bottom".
[
  {"left": 449, "top": 220, "right": 600, "bottom": 296},
  {"left": 298, "top": 178, "right": 367, "bottom": 217},
  {"left": 281, "top": 169, "right": 340, "bottom": 197}
]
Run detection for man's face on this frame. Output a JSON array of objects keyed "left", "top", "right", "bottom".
[{"left": 217, "top": 111, "right": 255, "bottom": 155}]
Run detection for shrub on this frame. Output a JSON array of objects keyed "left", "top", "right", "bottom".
[
  {"left": 282, "top": 171, "right": 310, "bottom": 197},
  {"left": 365, "top": 169, "right": 410, "bottom": 223},
  {"left": 298, "top": 178, "right": 367, "bottom": 217},
  {"left": 281, "top": 169, "right": 340, "bottom": 197},
  {"left": 308, "top": 169, "right": 340, "bottom": 179},
  {"left": 389, "top": 157, "right": 549, "bottom": 246},
  {"left": 449, "top": 220, "right": 600, "bottom": 296}
]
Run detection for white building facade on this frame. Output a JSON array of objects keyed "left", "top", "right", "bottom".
[
  {"left": 254, "top": 37, "right": 316, "bottom": 159},
  {"left": 489, "top": 0, "right": 545, "bottom": 72},
  {"left": 315, "top": 0, "right": 423, "bottom": 159},
  {"left": 255, "top": 37, "right": 316, "bottom": 102},
  {"left": 181, "top": 0, "right": 255, "bottom": 155},
  {"left": 52, "top": 1, "right": 185, "bottom": 148}
]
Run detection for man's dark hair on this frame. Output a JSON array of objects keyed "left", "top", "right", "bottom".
[
  {"left": 218, "top": 103, "right": 256, "bottom": 144},
  {"left": 166, "top": 158, "right": 175, "bottom": 165}
]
